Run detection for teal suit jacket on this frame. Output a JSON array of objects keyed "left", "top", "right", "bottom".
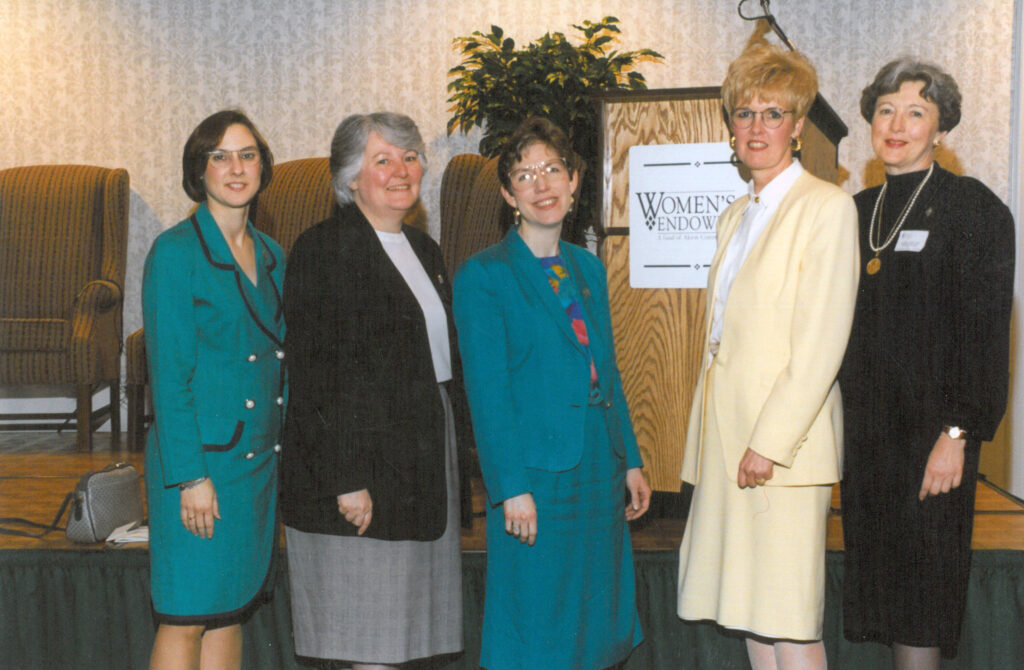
[
  {"left": 142, "top": 202, "right": 285, "bottom": 618},
  {"left": 453, "top": 229, "right": 642, "bottom": 506}
]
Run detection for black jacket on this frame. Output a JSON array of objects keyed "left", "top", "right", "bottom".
[{"left": 280, "top": 204, "right": 474, "bottom": 541}]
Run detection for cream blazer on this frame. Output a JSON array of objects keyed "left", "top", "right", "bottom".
[{"left": 681, "top": 171, "right": 859, "bottom": 487}]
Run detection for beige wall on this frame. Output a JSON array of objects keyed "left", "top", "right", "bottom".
[{"left": 1, "top": 0, "right": 1017, "bottom": 483}]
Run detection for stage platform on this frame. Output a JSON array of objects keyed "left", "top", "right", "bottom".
[{"left": 1, "top": 434, "right": 1023, "bottom": 669}]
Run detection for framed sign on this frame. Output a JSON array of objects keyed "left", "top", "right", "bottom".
[{"left": 628, "top": 142, "right": 746, "bottom": 288}]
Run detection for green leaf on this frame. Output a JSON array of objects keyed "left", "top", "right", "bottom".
[{"left": 446, "top": 17, "right": 662, "bottom": 238}]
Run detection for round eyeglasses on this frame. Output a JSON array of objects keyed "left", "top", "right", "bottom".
[
  {"left": 206, "top": 148, "right": 261, "bottom": 167},
  {"left": 508, "top": 158, "right": 569, "bottom": 192},
  {"left": 731, "top": 108, "right": 795, "bottom": 129}
]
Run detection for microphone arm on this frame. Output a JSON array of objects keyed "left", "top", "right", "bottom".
[{"left": 737, "top": 0, "right": 796, "bottom": 51}]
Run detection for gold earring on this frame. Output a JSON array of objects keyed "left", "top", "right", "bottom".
[
  {"left": 513, "top": 208, "right": 522, "bottom": 227},
  {"left": 729, "top": 136, "right": 736, "bottom": 149},
  {"left": 791, "top": 136, "right": 803, "bottom": 152},
  {"left": 933, "top": 138, "right": 941, "bottom": 147}
]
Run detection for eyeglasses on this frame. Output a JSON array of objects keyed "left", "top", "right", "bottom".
[
  {"left": 731, "top": 108, "right": 795, "bottom": 129},
  {"left": 508, "top": 158, "right": 569, "bottom": 191},
  {"left": 206, "top": 148, "right": 260, "bottom": 167}
]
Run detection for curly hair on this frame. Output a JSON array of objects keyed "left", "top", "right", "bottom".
[
  {"left": 496, "top": 117, "right": 583, "bottom": 192},
  {"left": 721, "top": 41, "right": 818, "bottom": 121},
  {"left": 860, "top": 58, "right": 961, "bottom": 132}
]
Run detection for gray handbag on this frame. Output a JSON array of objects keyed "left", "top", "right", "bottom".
[
  {"left": 65, "top": 462, "right": 144, "bottom": 543},
  {"left": 0, "top": 462, "right": 144, "bottom": 543}
]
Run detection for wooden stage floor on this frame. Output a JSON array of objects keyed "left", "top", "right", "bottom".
[{"left": 2, "top": 432, "right": 1024, "bottom": 552}]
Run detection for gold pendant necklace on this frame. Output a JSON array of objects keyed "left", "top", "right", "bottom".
[{"left": 866, "top": 163, "right": 934, "bottom": 275}]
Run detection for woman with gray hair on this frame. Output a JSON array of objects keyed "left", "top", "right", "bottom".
[
  {"left": 839, "top": 58, "right": 1013, "bottom": 668},
  {"left": 280, "top": 112, "right": 474, "bottom": 669}
]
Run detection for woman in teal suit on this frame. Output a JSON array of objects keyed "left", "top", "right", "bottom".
[
  {"left": 453, "top": 117, "right": 651, "bottom": 670},
  {"left": 143, "top": 110, "right": 284, "bottom": 670}
]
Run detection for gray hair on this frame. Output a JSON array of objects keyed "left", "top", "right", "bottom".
[
  {"left": 860, "top": 57, "right": 961, "bottom": 132},
  {"left": 329, "top": 112, "right": 427, "bottom": 205}
]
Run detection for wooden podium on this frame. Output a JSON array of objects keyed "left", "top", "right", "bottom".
[{"left": 593, "top": 87, "right": 848, "bottom": 492}]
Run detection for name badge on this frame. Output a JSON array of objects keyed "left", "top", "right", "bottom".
[{"left": 895, "top": 230, "right": 929, "bottom": 252}]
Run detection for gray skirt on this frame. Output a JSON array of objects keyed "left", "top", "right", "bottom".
[{"left": 285, "top": 385, "right": 462, "bottom": 664}]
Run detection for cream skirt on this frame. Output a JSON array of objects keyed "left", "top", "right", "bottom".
[{"left": 677, "top": 373, "right": 832, "bottom": 641}]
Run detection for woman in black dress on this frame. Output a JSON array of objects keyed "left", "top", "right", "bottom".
[{"left": 839, "top": 58, "right": 1014, "bottom": 669}]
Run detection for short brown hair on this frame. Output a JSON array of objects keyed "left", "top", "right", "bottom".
[
  {"left": 860, "top": 58, "right": 961, "bottom": 132},
  {"left": 181, "top": 110, "right": 274, "bottom": 203},
  {"left": 497, "top": 117, "right": 583, "bottom": 192},
  {"left": 721, "top": 41, "right": 818, "bottom": 121}
]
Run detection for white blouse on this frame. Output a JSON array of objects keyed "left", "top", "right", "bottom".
[
  {"left": 708, "top": 160, "right": 804, "bottom": 364},
  {"left": 375, "top": 229, "right": 452, "bottom": 383}
]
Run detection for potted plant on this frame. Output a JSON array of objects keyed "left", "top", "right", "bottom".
[{"left": 446, "top": 17, "right": 663, "bottom": 245}]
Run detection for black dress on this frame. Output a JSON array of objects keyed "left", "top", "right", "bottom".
[{"left": 838, "top": 164, "right": 1013, "bottom": 657}]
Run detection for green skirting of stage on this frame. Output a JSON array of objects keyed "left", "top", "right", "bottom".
[{"left": 1, "top": 550, "right": 1022, "bottom": 669}]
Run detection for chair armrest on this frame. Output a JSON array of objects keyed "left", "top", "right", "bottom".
[
  {"left": 125, "top": 328, "right": 147, "bottom": 385},
  {"left": 74, "top": 280, "right": 123, "bottom": 314}
]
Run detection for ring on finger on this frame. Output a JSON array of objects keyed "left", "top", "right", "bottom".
[{"left": 755, "top": 478, "right": 766, "bottom": 486}]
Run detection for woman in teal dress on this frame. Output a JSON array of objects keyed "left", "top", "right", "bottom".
[
  {"left": 453, "top": 117, "right": 651, "bottom": 670},
  {"left": 143, "top": 110, "right": 284, "bottom": 670}
]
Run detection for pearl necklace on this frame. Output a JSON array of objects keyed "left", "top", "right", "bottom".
[{"left": 865, "top": 163, "right": 934, "bottom": 275}]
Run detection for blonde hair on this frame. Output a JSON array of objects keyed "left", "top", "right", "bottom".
[{"left": 721, "top": 35, "right": 818, "bottom": 120}]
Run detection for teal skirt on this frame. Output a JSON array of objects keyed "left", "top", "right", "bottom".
[{"left": 480, "top": 402, "right": 643, "bottom": 670}]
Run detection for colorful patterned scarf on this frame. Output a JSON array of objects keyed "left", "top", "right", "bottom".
[{"left": 539, "top": 256, "right": 598, "bottom": 384}]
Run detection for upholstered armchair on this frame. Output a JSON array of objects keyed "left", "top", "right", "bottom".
[
  {"left": 439, "top": 154, "right": 512, "bottom": 279},
  {"left": 125, "top": 157, "right": 335, "bottom": 451},
  {"left": 0, "top": 165, "right": 130, "bottom": 451}
]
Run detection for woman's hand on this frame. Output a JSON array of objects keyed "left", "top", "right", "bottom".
[
  {"left": 919, "top": 432, "right": 966, "bottom": 500},
  {"left": 337, "top": 489, "right": 373, "bottom": 535},
  {"left": 180, "top": 479, "right": 219, "bottom": 539},
  {"left": 737, "top": 447, "right": 775, "bottom": 488},
  {"left": 503, "top": 493, "right": 537, "bottom": 546},
  {"left": 625, "top": 468, "right": 652, "bottom": 521}
]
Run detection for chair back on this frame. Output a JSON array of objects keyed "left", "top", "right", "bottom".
[
  {"left": 439, "top": 154, "right": 512, "bottom": 278},
  {"left": 0, "top": 165, "right": 129, "bottom": 320},
  {"left": 251, "top": 157, "right": 335, "bottom": 256}
]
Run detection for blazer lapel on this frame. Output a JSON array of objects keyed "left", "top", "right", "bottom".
[
  {"left": 731, "top": 172, "right": 811, "bottom": 288},
  {"left": 404, "top": 225, "right": 450, "bottom": 305},
  {"left": 502, "top": 229, "right": 583, "bottom": 354},
  {"left": 190, "top": 204, "right": 284, "bottom": 348},
  {"left": 352, "top": 215, "right": 425, "bottom": 322}
]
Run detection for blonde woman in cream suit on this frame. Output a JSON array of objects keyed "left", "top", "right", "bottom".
[{"left": 676, "top": 38, "right": 859, "bottom": 670}]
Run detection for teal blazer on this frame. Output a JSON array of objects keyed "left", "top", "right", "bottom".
[
  {"left": 453, "top": 228, "right": 642, "bottom": 506},
  {"left": 142, "top": 202, "right": 285, "bottom": 618}
]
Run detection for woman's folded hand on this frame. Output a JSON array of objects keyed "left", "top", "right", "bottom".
[
  {"left": 737, "top": 447, "right": 775, "bottom": 488},
  {"left": 503, "top": 492, "right": 538, "bottom": 546},
  {"left": 337, "top": 489, "right": 373, "bottom": 535}
]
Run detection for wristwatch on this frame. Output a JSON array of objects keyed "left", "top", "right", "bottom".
[{"left": 942, "top": 425, "right": 967, "bottom": 440}]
